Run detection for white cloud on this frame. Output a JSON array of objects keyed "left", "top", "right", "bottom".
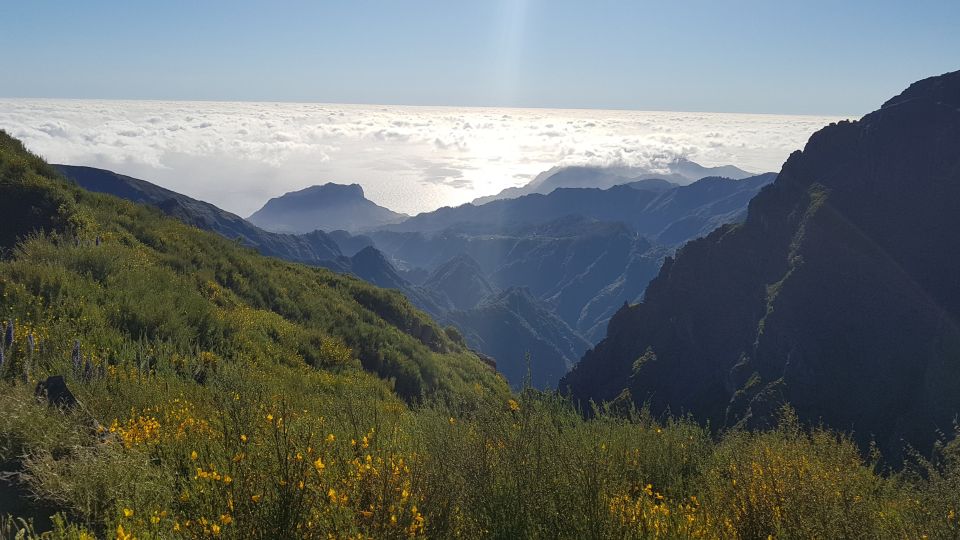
[{"left": 0, "top": 98, "right": 847, "bottom": 216}]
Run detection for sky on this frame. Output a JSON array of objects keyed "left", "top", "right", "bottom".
[
  {"left": 0, "top": 1, "right": 955, "bottom": 215},
  {"left": 2, "top": 1, "right": 958, "bottom": 115}
]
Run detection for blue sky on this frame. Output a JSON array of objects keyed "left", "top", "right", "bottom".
[{"left": 2, "top": 0, "right": 958, "bottom": 114}]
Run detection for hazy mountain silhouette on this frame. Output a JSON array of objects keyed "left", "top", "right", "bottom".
[
  {"left": 248, "top": 183, "right": 407, "bottom": 233},
  {"left": 446, "top": 287, "right": 591, "bottom": 389},
  {"left": 471, "top": 159, "right": 753, "bottom": 205},
  {"left": 381, "top": 173, "right": 775, "bottom": 243}
]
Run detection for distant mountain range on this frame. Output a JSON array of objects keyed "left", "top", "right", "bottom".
[
  {"left": 248, "top": 183, "right": 407, "bottom": 233},
  {"left": 471, "top": 158, "right": 753, "bottom": 205},
  {"left": 379, "top": 172, "right": 775, "bottom": 244},
  {"left": 562, "top": 69, "right": 960, "bottom": 459},
  {"left": 57, "top": 158, "right": 770, "bottom": 389}
]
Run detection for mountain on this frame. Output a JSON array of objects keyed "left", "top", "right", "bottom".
[
  {"left": 471, "top": 158, "right": 753, "bottom": 205},
  {"left": 445, "top": 287, "right": 591, "bottom": 389},
  {"left": 327, "top": 229, "right": 376, "bottom": 256},
  {"left": 423, "top": 254, "right": 498, "bottom": 311},
  {"left": 561, "top": 70, "right": 960, "bottom": 458},
  {"left": 248, "top": 183, "right": 407, "bottom": 233},
  {"left": 380, "top": 173, "right": 775, "bottom": 243},
  {"left": 1, "top": 131, "right": 504, "bottom": 403},
  {"left": 55, "top": 165, "right": 347, "bottom": 270},
  {"left": 364, "top": 217, "right": 665, "bottom": 342}
]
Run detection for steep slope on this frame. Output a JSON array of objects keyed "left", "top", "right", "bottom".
[
  {"left": 380, "top": 173, "right": 775, "bottom": 241},
  {"left": 248, "top": 183, "right": 407, "bottom": 233},
  {"left": 446, "top": 288, "right": 591, "bottom": 389},
  {"left": 368, "top": 217, "right": 662, "bottom": 337},
  {"left": 472, "top": 159, "right": 752, "bottom": 204},
  {"left": 1, "top": 131, "right": 504, "bottom": 401},
  {"left": 55, "top": 165, "right": 347, "bottom": 270},
  {"left": 423, "top": 254, "right": 498, "bottom": 311},
  {"left": 561, "top": 70, "right": 960, "bottom": 457}
]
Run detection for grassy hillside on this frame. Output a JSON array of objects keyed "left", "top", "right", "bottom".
[{"left": 2, "top": 130, "right": 960, "bottom": 539}]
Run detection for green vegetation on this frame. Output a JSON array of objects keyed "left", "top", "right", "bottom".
[{"left": 3, "top": 131, "right": 960, "bottom": 539}]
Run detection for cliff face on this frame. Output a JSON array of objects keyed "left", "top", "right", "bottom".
[{"left": 562, "top": 70, "right": 960, "bottom": 457}]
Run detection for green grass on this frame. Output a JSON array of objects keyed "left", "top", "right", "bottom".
[{"left": 2, "top": 130, "right": 960, "bottom": 539}]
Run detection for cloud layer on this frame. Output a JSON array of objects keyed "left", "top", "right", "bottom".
[{"left": 0, "top": 99, "right": 846, "bottom": 215}]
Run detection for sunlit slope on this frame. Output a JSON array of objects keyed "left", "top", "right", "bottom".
[{"left": 0, "top": 130, "right": 506, "bottom": 402}]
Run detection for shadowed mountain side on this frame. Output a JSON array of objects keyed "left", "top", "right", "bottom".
[
  {"left": 248, "top": 183, "right": 407, "bottom": 233},
  {"left": 561, "top": 69, "right": 960, "bottom": 459},
  {"left": 423, "top": 254, "right": 498, "bottom": 311},
  {"left": 366, "top": 217, "right": 662, "bottom": 337},
  {"left": 445, "top": 288, "right": 591, "bottom": 389}
]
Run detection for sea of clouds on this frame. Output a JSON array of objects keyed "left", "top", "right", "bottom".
[{"left": 0, "top": 99, "right": 847, "bottom": 216}]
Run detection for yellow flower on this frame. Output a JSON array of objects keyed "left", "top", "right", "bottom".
[
  {"left": 240, "top": 434, "right": 248, "bottom": 443},
  {"left": 251, "top": 494, "right": 262, "bottom": 503},
  {"left": 211, "top": 524, "right": 221, "bottom": 535},
  {"left": 116, "top": 524, "right": 133, "bottom": 540},
  {"left": 314, "top": 456, "right": 326, "bottom": 472},
  {"left": 508, "top": 399, "right": 520, "bottom": 412},
  {"left": 123, "top": 508, "right": 134, "bottom": 518},
  {"left": 266, "top": 413, "right": 274, "bottom": 422},
  {"left": 326, "top": 433, "right": 335, "bottom": 443},
  {"left": 190, "top": 450, "right": 198, "bottom": 461},
  {"left": 220, "top": 514, "right": 233, "bottom": 525}
]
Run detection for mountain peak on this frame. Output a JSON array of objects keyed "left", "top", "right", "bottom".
[
  {"left": 288, "top": 182, "right": 366, "bottom": 201},
  {"left": 882, "top": 69, "right": 960, "bottom": 109},
  {"left": 248, "top": 182, "right": 406, "bottom": 234}
]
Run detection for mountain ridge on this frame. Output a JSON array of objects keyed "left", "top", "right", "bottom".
[{"left": 561, "top": 69, "right": 960, "bottom": 458}]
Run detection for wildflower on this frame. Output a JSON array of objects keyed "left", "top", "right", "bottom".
[
  {"left": 123, "top": 508, "right": 134, "bottom": 518},
  {"left": 4, "top": 320, "right": 13, "bottom": 349},
  {"left": 508, "top": 399, "right": 520, "bottom": 412},
  {"left": 266, "top": 413, "right": 274, "bottom": 422},
  {"left": 115, "top": 524, "right": 133, "bottom": 540},
  {"left": 314, "top": 456, "right": 325, "bottom": 472},
  {"left": 251, "top": 494, "right": 262, "bottom": 503},
  {"left": 211, "top": 524, "right": 221, "bottom": 535},
  {"left": 220, "top": 514, "right": 233, "bottom": 525},
  {"left": 326, "top": 433, "right": 335, "bottom": 443},
  {"left": 240, "top": 434, "right": 248, "bottom": 443},
  {"left": 190, "top": 450, "right": 198, "bottom": 461}
]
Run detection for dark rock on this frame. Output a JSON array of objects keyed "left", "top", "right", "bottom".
[
  {"left": 35, "top": 375, "right": 78, "bottom": 409},
  {"left": 561, "top": 70, "right": 960, "bottom": 460}
]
